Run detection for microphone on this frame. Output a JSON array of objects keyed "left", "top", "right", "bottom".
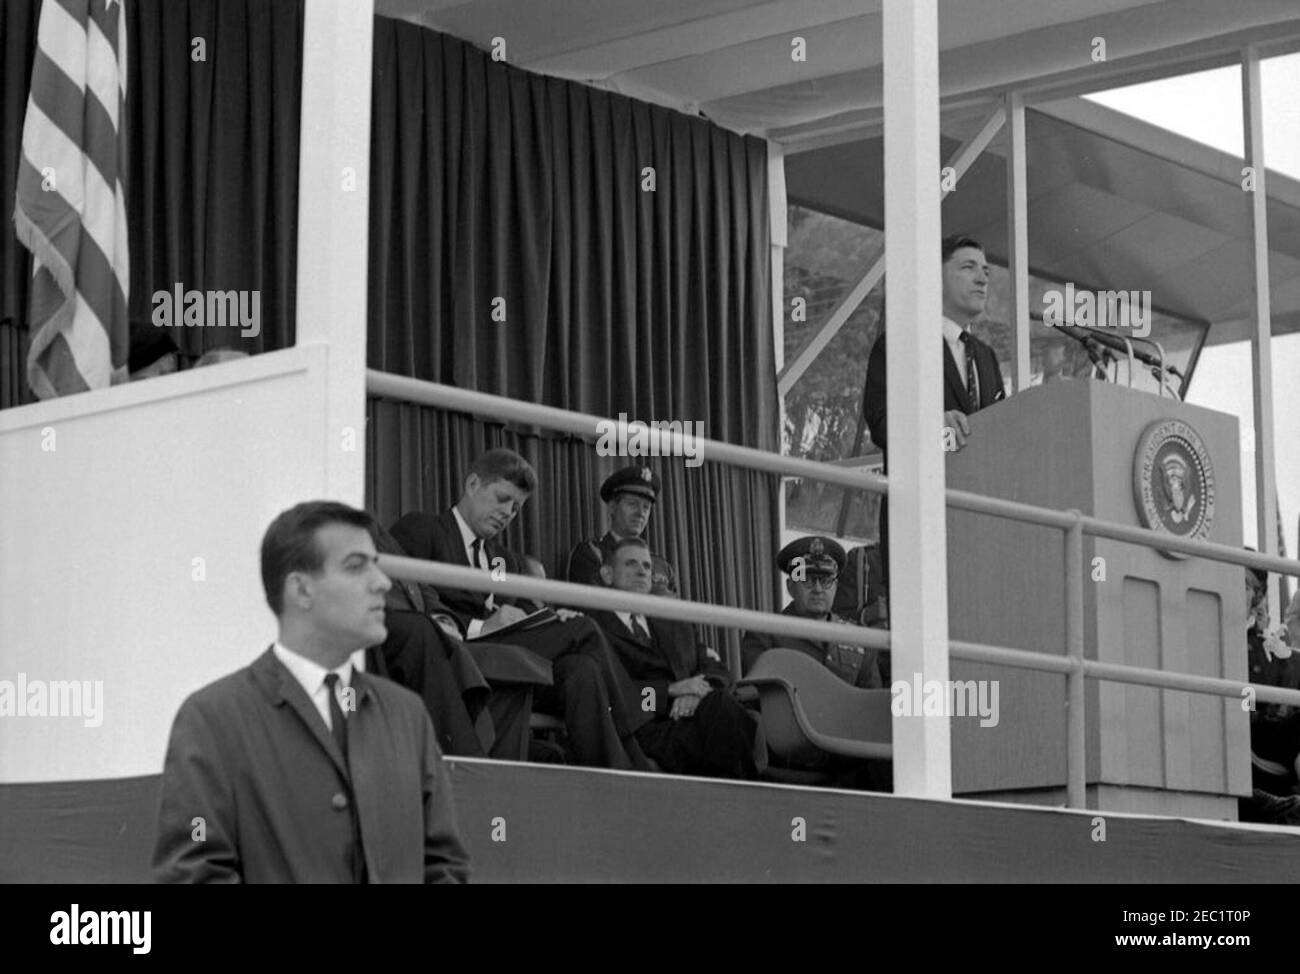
[
  {"left": 1072, "top": 325, "right": 1183, "bottom": 380},
  {"left": 1055, "top": 324, "right": 1112, "bottom": 378}
]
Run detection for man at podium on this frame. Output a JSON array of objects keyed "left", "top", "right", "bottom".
[{"left": 863, "top": 234, "right": 1007, "bottom": 587}]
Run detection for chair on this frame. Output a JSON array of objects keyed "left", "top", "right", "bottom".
[{"left": 737, "top": 648, "right": 893, "bottom": 769}]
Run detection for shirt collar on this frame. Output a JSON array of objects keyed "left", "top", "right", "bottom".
[
  {"left": 272, "top": 641, "right": 355, "bottom": 698},
  {"left": 452, "top": 505, "right": 480, "bottom": 554},
  {"left": 942, "top": 316, "right": 966, "bottom": 347}
]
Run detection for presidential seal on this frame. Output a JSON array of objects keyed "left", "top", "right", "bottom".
[{"left": 1132, "top": 419, "right": 1215, "bottom": 559}]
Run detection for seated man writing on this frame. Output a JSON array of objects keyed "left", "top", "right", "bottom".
[
  {"left": 587, "top": 538, "right": 757, "bottom": 780},
  {"left": 367, "top": 518, "right": 548, "bottom": 761},
  {"left": 390, "top": 448, "right": 653, "bottom": 771}
]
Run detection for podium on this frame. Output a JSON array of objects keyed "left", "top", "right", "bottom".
[{"left": 944, "top": 379, "right": 1249, "bottom": 818}]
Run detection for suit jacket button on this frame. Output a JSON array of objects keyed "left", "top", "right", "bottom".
[{"left": 332, "top": 792, "right": 349, "bottom": 810}]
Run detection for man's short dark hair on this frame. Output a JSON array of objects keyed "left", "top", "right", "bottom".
[
  {"left": 603, "top": 536, "right": 650, "bottom": 567},
  {"left": 261, "top": 501, "right": 375, "bottom": 616},
  {"left": 942, "top": 234, "right": 984, "bottom": 263},
  {"left": 469, "top": 448, "right": 537, "bottom": 494}
]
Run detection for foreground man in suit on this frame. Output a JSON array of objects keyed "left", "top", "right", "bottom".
[
  {"left": 565, "top": 464, "right": 680, "bottom": 596},
  {"left": 589, "top": 538, "right": 757, "bottom": 779},
  {"left": 863, "top": 234, "right": 1007, "bottom": 587},
  {"left": 740, "top": 536, "right": 883, "bottom": 689},
  {"left": 390, "top": 448, "right": 653, "bottom": 771},
  {"left": 153, "top": 501, "right": 470, "bottom": 883}
]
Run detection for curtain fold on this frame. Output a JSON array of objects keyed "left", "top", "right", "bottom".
[{"left": 1, "top": 0, "right": 303, "bottom": 408}]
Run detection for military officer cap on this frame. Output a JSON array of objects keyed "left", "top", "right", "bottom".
[
  {"left": 600, "top": 464, "right": 660, "bottom": 504},
  {"left": 777, "top": 535, "right": 846, "bottom": 578}
]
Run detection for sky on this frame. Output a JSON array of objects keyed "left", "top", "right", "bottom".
[{"left": 1085, "top": 54, "right": 1300, "bottom": 561}]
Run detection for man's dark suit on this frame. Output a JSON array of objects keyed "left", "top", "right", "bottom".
[
  {"left": 153, "top": 648, "right": 469, "bottom": 883},
  {"left": 589, "top": 609, "right": 756, "bottom": 779},
  {"left": 862, "top": 330, "right": 1006, "bottom": 586},
  {"left": 390, "top": 510, "right": 653, "bottom": 770},
  {"left": 369, "top": 522, "right": 550, "bottom": 760},
  {"left": 741, "top": 603, "right": 883, "bottom": 689}
]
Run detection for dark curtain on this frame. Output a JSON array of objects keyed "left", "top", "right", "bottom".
[
  {"left": 367, "top": 20, "right": 776, "bottom": 449},
  {"left": 366, "top": 22, "right": 781, "bottom": 656},
  {"left": 1, "top": 0, "right": 303, "bottom": 408}
]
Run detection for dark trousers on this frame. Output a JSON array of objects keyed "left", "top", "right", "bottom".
[
  {"left": 494, "top": 616, "right": 653, "bottom": 770},
  {"left": 367, "top": 611, "right": 490, "bottom": 757},
  {"left": 635, "top": 691, "right": 758, "bottom": 780}
]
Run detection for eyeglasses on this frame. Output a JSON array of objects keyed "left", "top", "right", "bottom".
[{"left": 801, "top": 575, "right": 838, "bottom": 590}]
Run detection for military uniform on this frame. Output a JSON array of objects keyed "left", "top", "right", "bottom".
[
  {"left": 564, "top": 464, "right": 680, "bottom": 596},
  {"left": 741, "top": 535, "right": 883, "bottom": 689}
]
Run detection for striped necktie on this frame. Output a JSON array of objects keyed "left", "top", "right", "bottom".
[{"left": 958, "top": 331, "right": 979, "bottom": 409}]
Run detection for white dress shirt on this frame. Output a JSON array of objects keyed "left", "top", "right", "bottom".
[
  {"left": 615, "top": 611, "right": 650, "bottom": 639},
  {"left": 272, "top": 642, "right": 358, "bottom": 732},
  {"left": 452, "top": 506, "right": 494, "bottom": 638}
]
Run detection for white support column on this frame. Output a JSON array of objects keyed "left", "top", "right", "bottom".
[
  {"left": 770, "top": 141, "right": 790, "bottom": 561},
  {"left": 295, "top": 0, "right": 375, "bottom": 505},
  {"left": 1005, "top": 91, "right": 1031, "bottom": 393},
  {"left": 883, "top": 0, "right": 951, "bottom": 799},
  {"left": 1242, "top": 46, "right": 1279, "bottom": 619}
]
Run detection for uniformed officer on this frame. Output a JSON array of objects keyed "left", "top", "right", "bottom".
[
  {"left": 740, "top": 535, "right": 883, "bottom": 688},
  {"left": 565, "top": 464, "right": 680, "bottom": 596}
]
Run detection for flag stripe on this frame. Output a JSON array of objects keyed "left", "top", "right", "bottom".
[
  {"left": 35, "top": 0, "right": 88, "bottom": 88},
  {"left": 19, "top": 107, "right": 125, "bottom": 289},
  {"left": 50, "top": 0, "right": 90, "bottom": 28},
  {"left": 27, "top": 49, "right": 121, "bottom": 194},
  {"left": 87, "top": 0, "right": 119, "bottom": 52},
  {"left": 30, "top": 331, "right": 91, "bottom": 400},
  {"left": 16, "top": 155, "right": 126, "bottom": 326},
  {"left": 85, "top": 15, "right": 122, "bottom": 129}
]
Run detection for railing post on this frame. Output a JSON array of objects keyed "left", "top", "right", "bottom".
[{"left": 1065, "top": 510, "right": 1087, "bottom": 809}]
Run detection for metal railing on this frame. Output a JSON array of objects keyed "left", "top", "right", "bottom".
[{"left": 367, "top": 369, "right": 1300, "bottom": 808}]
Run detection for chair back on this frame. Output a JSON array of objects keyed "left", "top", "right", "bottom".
[{"left": 741, "top": 649, "right": 892, "bottom": 763}]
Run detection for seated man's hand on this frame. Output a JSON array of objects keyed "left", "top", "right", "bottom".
[
  {"left": 669, "top": 675, "right": 712, "bottom": 698},
  {"left": 481, "top": 603, "right": 529, "bottom": 635},
  {"left": 670, "top": 694, "right": 703, "bottom": 721},
  {"left": 554, "top": 607, "right": 583, "bottom": 622},
  {"left": 942, "top": 410, "right": 970, "bottom": 452},
  {"left": 431, "top": 613, "right": 463, "bottom": 642}
]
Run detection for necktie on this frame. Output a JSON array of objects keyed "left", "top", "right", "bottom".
[
  {"left": 632, "top": 614, "right": 651, "bottom": 642},
  {"left": 959, "top": 331, "right": 979, "bottom": 409},
  {"left": 324, "top": 672, "right": 367, "bottom": 882},
  {"left": 324, "top": 672, "right": 348, "bottom": 763},
  {"left": 471, "top": 538, "right": 495, "bottom": 610}
]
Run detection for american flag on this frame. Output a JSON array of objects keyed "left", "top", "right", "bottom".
[{"left": 12, "top": 0, "right": 129, "bottom": 399}]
